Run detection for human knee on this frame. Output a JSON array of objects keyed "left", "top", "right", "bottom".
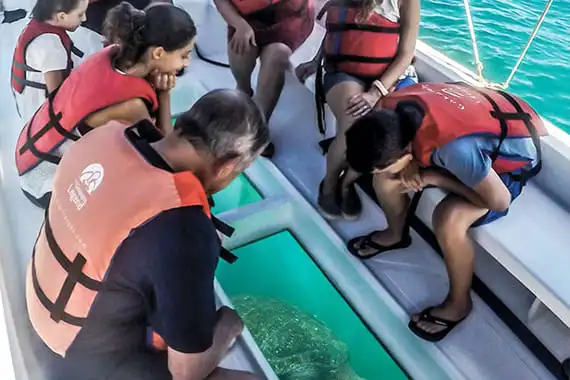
[
  {"left": 372, "top": 175, "right": 401, "bottom": 198},
  {"left": 261, "top": 43, "right": 291, "bottom": 71},
  {"left": 433, "top": 201, "right": 470, "bottom": 239}
]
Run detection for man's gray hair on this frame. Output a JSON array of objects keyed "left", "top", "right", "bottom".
[{"left": 174, "top": 89, "right": 269, "bottom": 169}]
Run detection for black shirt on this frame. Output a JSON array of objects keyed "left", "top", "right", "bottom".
[{"left": 65, "top": 121, "right": 220, "bottom": 365}]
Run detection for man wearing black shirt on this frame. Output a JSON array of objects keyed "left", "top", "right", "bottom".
[{"left": 28, "top": 89, "right": 269, "bottom": 380}]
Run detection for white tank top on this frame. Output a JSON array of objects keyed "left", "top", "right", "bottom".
[{"left": 374, "top": 0, "right": 400, "bottom": 23}]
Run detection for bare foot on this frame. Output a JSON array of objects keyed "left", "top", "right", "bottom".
[{"left": 411, "top": 299, "right": 472, "bottom": 336}]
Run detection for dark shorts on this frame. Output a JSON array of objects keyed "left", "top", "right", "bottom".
[
  {"left": 227, "top": 4, "right": 315, "bottom": 52},
  {"left": 83, "top": 0, "right": 154, "bottom": 35},
  {"left": 472, "top": 172, "right": 524, "bottom": 227},
  {"left": 33, "top": 332, "right": 171, "bottom": 380},
  {"left": 323, "top": 70, "right": 418, "bottom": 95}
]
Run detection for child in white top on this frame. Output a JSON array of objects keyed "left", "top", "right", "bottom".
[{"left": 12, "top": 0, "right": 88, "bottom": 121}]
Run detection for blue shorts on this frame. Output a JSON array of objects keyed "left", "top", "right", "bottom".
[
  {"left": 322, "top": 70, "right": 418, "bottom": 95},
  {"left": 472, "top": 173, "right": 524, "bottom": 227}
]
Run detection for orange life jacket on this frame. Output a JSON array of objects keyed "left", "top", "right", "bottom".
[
  {"left": 11, "top": 19, "right": 84, "bottom": 94},
  {"left": 322, "top": 1, "right": 400, "bottom": 79},
  {"left": 26, "top": 121, "right": 213, "bottom": 357},
  {"left": 15, "top": 46, "right": 158, "bottom": 176},
  {"left": 231, "top": 0, "right": 309, "bottom": 24},
  {"left": 382, "top": 82, "right": 548, "bottom": 182}
]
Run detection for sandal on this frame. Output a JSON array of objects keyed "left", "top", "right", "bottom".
[
  {"left": 2, "top": 9, "right": 26, "bottom": 24},
  {"left": 408, "top": 307, "right": 467, "bottom": 342},
  {"left": 347, "top": 230, "right": 412, "bottom": 259}
]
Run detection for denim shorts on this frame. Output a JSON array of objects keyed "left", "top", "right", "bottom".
[
  {"left": 322, "top": 69, "right": 418, "bottom": 95},
  {"left": 472, "top": 172, "right": 524, "bottom": 227}
]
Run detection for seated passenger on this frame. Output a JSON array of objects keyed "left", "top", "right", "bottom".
[
  {"left": 84, "top": 0, "right": 171, "bottom": 35},
  {"left": 26, "top": 89, "right": 269, "bottom": 380},
  {"left": 214, "top": 0, "right": 316, "bottom": 157},
  {"left": 11, "top": 0, "right": 88, "bottom": 122},
  {"left": 344, "top": 82, "right": 548, "bottom": 341},
  {"left": 295, "top": 0, "right": 419, "bottom": 220},
  {"left": 15, "top": 2, "right": 195, "bottom": 209}
]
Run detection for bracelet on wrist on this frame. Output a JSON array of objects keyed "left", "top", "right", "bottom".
[{"left": 372, "top": 80, "right": 389, "bottom": 97}]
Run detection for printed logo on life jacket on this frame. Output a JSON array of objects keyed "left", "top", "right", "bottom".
[
  {"left": 420, "top": 83, "right": 482, "bottom": 110},
  {"left": 80, "top": 163, "right": 104, "bottom": 194},
  {"left": 68, "top": 163, "right": 104, "bottom": 211}
]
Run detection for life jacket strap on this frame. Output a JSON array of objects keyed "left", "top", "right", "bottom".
[
  {"left": 326, "top": 23, "right": 400, "bottom": 34},
  {"left": 315, "top": 62, "right": 327, "bottom": 139},
  {"left": 325, "top": 54, "right": 394, "bottom": 64},
  {"left": 44, "top": 210, "right": 103, "bottom": 292},
  {"left": 13, "top": 60, "right": 41, "bottom": 72},
  {"left": 19, "top": 88, "right": 80, "bottom": 167},
  {"left": 11, "top": 60, "right": 47, "bottom": 94},
  {"left": 456, "top": 82, "right": 542, "bottom": 184},
  {"left": 11, "top": 73, "right": 48, "bottom": 92},
  {"left": 70, "top": 43, "right": 84, "bottom": 59},
  {"left": 32, "top": 209, "right": 103, "bottom": 325},
  {"left": 212, "top": 214, "right": 239, "bottom": 264},
  {"left": 31, "top": 248, "right": 86, "bottom": 327}
]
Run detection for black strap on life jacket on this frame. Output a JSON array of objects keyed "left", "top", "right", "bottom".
[
  {"left": 458, "top": 83, "right": 542, "bottom": 184},
  {"left": 323, "top": 1, "right": 399, "bottom": 67},
  {"left": 11, "top": 61, "right": 48, "bottom": 92},
  {"left": 19, "top": 86, "right": 80, "bottom": 168},
  {"left": 208, "top": 196, "right": 239, "bottom": 264},
  {"left": 31, "top": 201, "right": 238, "bottom": 326},
  {"left": 314, "top": 1, "right": 399, "bottom": 155},
  {"left": 31, "top": 209, "right": 102, "bottom": 326},
  {"left": 12, "top": 39, "right": 83, "bottom": 95},
  {"left": 70, "top": 43, "right": 84, "bottom": 59},
  {"left": 314, "top": 3, "right": 330, "bottom": 151}
]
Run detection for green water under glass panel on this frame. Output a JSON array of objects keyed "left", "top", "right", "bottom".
[
  {"left": 216, "top": 231, "right": 406, "bottom": 380},
  {"left": 211, "top": 174, "right": 262, "bottom": 214}
]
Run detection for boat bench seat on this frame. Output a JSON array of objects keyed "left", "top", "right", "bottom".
[{"left": 291, "top": 20, "right": 570, "bottom": 331}]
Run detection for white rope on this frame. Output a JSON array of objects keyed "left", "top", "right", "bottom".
[
  {"left": 462, "top": 0, "right": 554, "bottom": 89},
  {"left": 463, "top": 0, "right": 485, "bottom": 82},
  {"left": 501, "top": 0, "right": 554, "bottom": 88}
]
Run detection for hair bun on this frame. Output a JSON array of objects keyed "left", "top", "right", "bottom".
[{"left": 103, "top": 2, "right": 146, "bottom": 46}]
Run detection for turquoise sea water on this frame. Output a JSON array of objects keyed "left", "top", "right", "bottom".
[{"left": 420, "top": 0, "right": 570, "bottom": 132}]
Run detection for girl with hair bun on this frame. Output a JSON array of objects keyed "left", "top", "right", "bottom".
[
  {"left": 84, "top": 0, "right": 172, "bottom": 35},
  {"left": 14, "top": 1, "right": 197, "bottom": 209}
]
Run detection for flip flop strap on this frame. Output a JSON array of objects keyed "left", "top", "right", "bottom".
[{"left": 419, "top": 308, "right": 460, "bottom": 328}]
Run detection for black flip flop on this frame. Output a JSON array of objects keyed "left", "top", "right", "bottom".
[
  {"left": 2, "top": 9, "right": 26, "bottom": 24},
  {"left": 347, "top": 231, "right": 412, "bottom": 259},
  {"left": 408, "top": 307, "right": 467, "bottom": 342}
]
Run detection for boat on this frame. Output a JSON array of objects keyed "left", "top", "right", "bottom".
[{"left": 1, "top": 0, "right": 569, "bottom": 379}]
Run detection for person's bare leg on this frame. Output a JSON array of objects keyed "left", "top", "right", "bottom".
[
  {"left": 411, "top": 195, "right": 488, "bottom": 333},
  {"left": 228, "top": 44, "right": 259, "bottom": 97},
  {"left": 322, "top": 81, "right": 365, "bottom": 195},
  {"left": 256, "top": 43, "right": 292, "bottom": 120},
  {"left": 352, "top": 174, "right": 409, "bottom": 256},
  {"left": 207, "top": 367, "right": 260, "bottom": 380}
]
